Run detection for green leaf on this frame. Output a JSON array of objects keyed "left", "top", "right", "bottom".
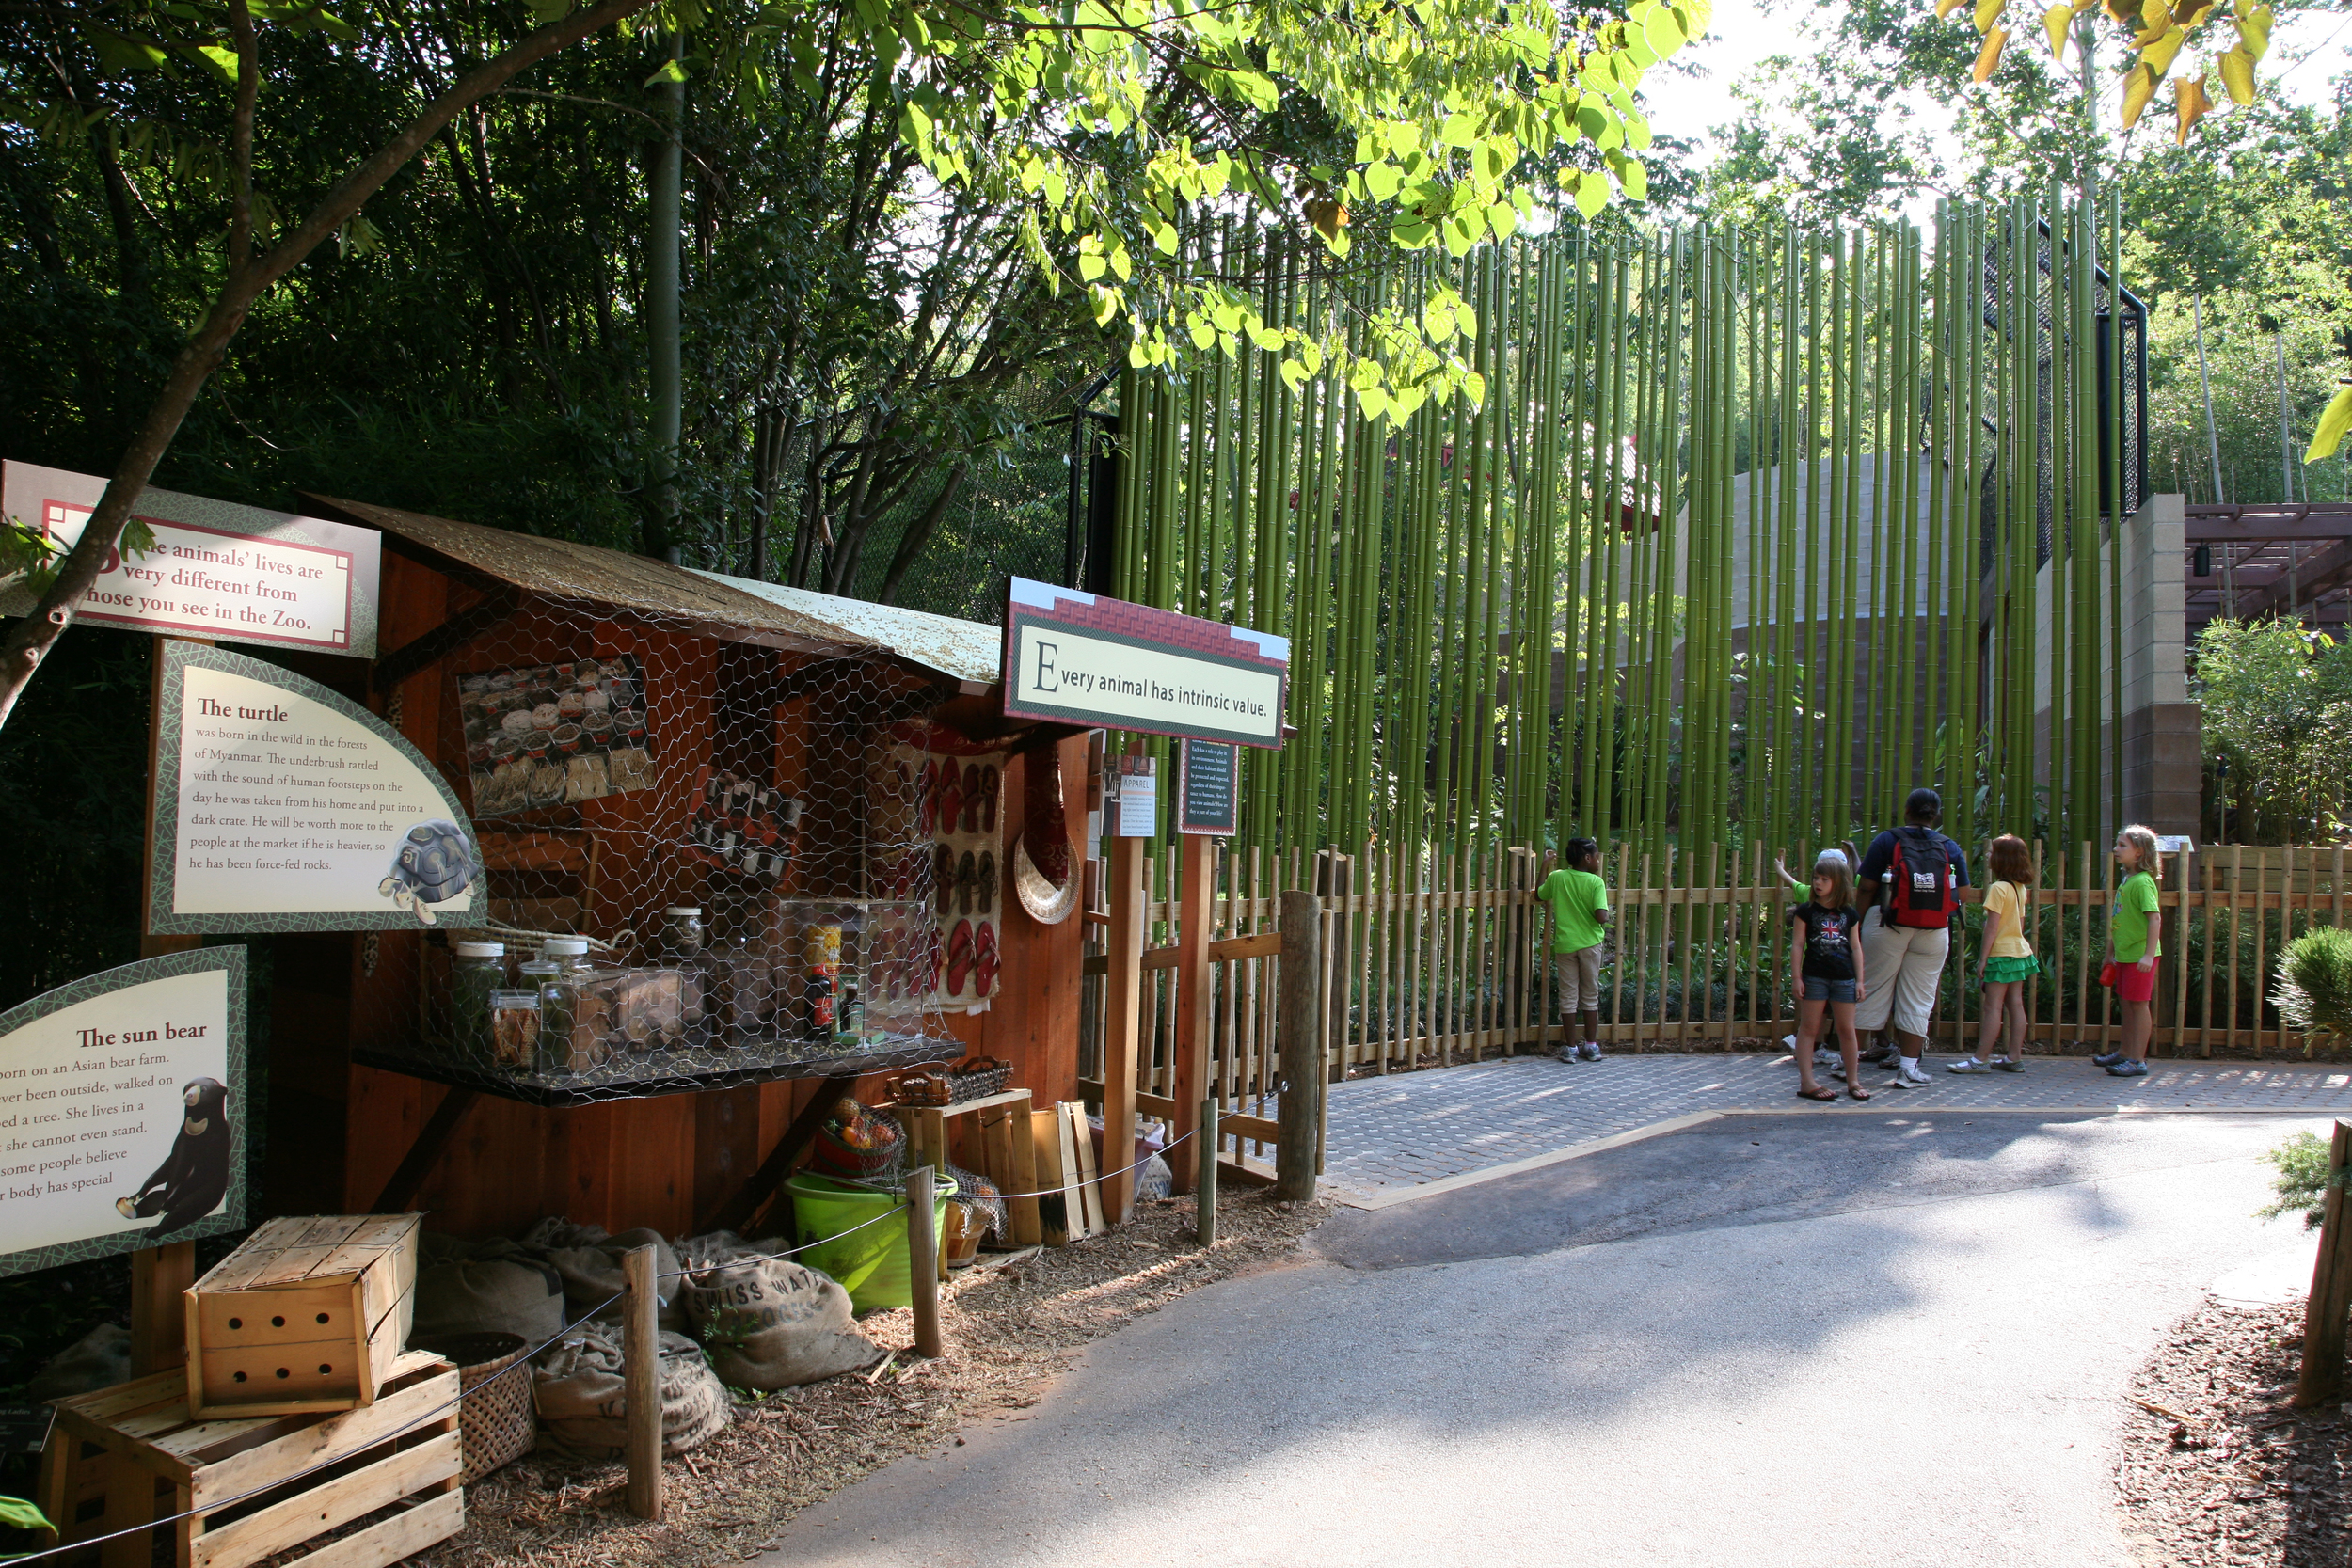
[
  {"left": 1280, "top": 358, "right": 1311, "bottom": 393},
  {"left": 0, "top": 1496, "right": 52, "bottom": 1535},
  {"left": 1573, "top": 170, "right": 1609, "bottom": 219},
  {"left": 1365, "top": 161, "right": 1404, "bottom": 200},
  {"left": 1643, "top": 4, "right": 1687, "bottom": 56},
  {"left": 644, "top": 57, "right": 687, "bottom": 86},
  {"left": 82, "top": 25, "right": 172, "bottom": 73},
  {"left": 1078, "top": 251, "right": 1107, "bottom": 281},
  {"left": 188, "top": 43, "right": 239, "bottom": 80},
  {"left": 2308, "top": 386, "right": 2352, "bottom": 465},
  {"left": 1391, "top": 218, "right": 1437, "bottom": 249}
]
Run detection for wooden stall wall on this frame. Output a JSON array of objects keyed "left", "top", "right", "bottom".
[{"left": 317, "top": 552, "right": 1088, "bottom": 1243}]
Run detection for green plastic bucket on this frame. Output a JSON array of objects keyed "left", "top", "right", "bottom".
[{"left": 787, "top": 1170, "right": 956, "bottom": 1314}]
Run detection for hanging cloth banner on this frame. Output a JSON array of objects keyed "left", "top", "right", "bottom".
[
  {"left": 999, "top": 578, "right": 1287, "bottom": 747},
  {"left": 0, "top": 947, "right": 247, "bottom": 1276},
  {"left": 149, "top": 642, "right": 482, "bottom": 934},
  {"left": 1, "top": 460, "right": 380, "bottom": 658}
]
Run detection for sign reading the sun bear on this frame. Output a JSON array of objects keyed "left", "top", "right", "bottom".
[
  {"left": 0, "top": 949, "right": 246, "bottom": 1277},
  {"left": 150, "top": 641, "right": 481, "bottom": 934}
]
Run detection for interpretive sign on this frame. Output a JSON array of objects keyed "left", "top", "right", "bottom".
[
  {"left": 1105, "top": 755, "right": 1159, "bottom": 838},
  {"left": 1, "top": 460, "right": 379, "bottom": 657},
  {"left": 150, "top": 641, "right": 480, "bottom": 934},
  {"left": 1177, "top": 739, "right": 1238, "bottom": 836},
  {"left": 0, "top": 948, "right": 246, "bottom": 1277},
  {"left": 1001, "top": 578, "right": 1287, "bottom": 748}
]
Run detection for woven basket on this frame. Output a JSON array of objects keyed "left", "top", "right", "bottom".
[
  {"left": 946, "top": 1057, "right": 1012, "bottom": 1102},
  {"left": 807, "top": 1112, "right": 905, "bottom": 1179},
  {"left": 416, "top": 1331, "right": 534, "bottom": 1484}
]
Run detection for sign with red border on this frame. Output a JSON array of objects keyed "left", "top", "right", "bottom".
[
  {"left": 1001, "top": 578, "right": 1286, "bottom": 748},
  {"left": 2, "top": 461, "right": 379, "bottom": 658}
]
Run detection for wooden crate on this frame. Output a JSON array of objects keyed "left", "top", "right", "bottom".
[
  {"left": 186, "top": 1215, "right": 421, "bottom": 1419},
  {"left": 38, "top": 1350, "right": 461, "bottom": 1568},
  {"left": 894, "top": 1088, "right": 1044, "bottom": 1258}
]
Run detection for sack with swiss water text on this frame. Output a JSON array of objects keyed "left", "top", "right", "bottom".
[
  {"left": 531, "top": 1322, "right": 730, "bottom": 1461},
  {"left": 675, "top": 1233, "right": 878, "bottom": 1390}
]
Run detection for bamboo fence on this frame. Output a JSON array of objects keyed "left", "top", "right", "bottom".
[
  {"left": 1079, "top": 845, "right": 2352, "bottom": 1144},
  {"left": 1101, "top": 202, "right": 2145, "bottom": 911}
]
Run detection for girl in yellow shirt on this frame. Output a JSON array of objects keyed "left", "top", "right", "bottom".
[{"left": 1951, "top": 834, "right": 2037, "bottom": 1074}]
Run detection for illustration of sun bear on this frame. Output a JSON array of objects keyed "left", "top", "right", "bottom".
[{"left": 116, "top": 1078, "right": 230, "bottom": 1237}]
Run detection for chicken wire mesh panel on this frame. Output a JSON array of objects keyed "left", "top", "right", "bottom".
[{"left": 354, "top": 587, "right": 990, "bottom": 1107}]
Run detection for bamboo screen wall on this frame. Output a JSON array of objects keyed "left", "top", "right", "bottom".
[{"left": 1105, "top": 196, "right": 2146, "bottom": 872}]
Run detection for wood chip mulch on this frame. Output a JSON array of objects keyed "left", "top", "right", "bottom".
[
  {"left": 2116, "top": 1295, "right": 2352, "bottom": 1566},
  {"left": 416, "top": 1188, "right": 1330, "bottom": 1568}
]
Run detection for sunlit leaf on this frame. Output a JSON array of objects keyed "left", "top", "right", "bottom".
[
  {"left": 2120, "top": 60, "right": 2160, "bottom": 125},
  {"left": 2305, "top": 386, "right": 2352, "bottom": 465},
  {"left": 2173, "top": 71, "right": 2209, "bottom": 142},
  {"left": 1971, "top": 24, "right": 2009, "bottom": 79},
  {"left": 2217, "top": 43, "right": 2256, "bottom": 103},
  {"left": 2042, "top": 3, "right": 2071, "bottom": 58}
]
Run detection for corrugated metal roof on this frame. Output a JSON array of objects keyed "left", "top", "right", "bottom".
[
  {"left": 309, "top": 495, "right": 873, "bottom": 657},
  {"left": 693, "top": 570, "right": 1004, "bottom": 689}
]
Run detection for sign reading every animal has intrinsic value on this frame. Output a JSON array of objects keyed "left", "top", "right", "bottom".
[{"left": 999, "top": 578, "right": 1287, "bottom": 748}]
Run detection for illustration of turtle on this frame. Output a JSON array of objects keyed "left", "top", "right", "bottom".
[{"left": 379, "top": 819, "right": 477, "bottom": 925}]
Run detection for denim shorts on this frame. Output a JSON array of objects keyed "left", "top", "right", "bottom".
[{"left": 1803, "top": 975, "right": 1857, "bottom": 1004}]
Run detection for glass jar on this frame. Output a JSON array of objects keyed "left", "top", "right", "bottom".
[
  {"left": 523, "top": 957, "right": 576, "bottom": 1074},
  {"left": 449, "top": 942, "right": 506, "bottom": 1058},
  {"left": 661, "top": 907, "right": 705, "bottom": 961},
  {"left": 716, "top": 927, "right": 771, "bottom": 1047},
  {"left": 489, "top": 987, "right": 541, "bottom": 1073}
]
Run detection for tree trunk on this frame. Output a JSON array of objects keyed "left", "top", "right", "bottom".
[
  {"left": 0, "top": 0, "right": 660, "bottom": 736},
  {"left": 878, "top": 463, "right": 971, "bottom": 607}
]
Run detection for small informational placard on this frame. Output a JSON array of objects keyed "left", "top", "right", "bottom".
[
  {"left": 0, "top": 948, "right": 246, "bottom": 1278},
  {"left": 1104, "top": 755, "right": 1158, "bottom": 838},
  {"left": 1177, "top": 739, "right": 1238, "bottom": 836},
  {"left": 2157, "top": 835, "right": 2195, "bottom": 854},
  {"left": 2, "top": 461, "right": 379, "bottom": 657},
  {"left": 151, "top": 641, "right": 481, "bottom": 934},
  {"left": 1002, "top": 578, "right": 1287, "bottom": 748}
]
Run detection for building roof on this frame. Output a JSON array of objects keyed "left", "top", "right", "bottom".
[{"left": 691, "top": 570, "right": 1002, "bottom": 690}]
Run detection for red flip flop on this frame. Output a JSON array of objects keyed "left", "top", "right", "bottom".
[
  {"left": 961, "top": 764, "right": 981, "bottom": 833},
  {"left": 933, "top": 844, "right": 956, "bottom": 915},
  {"left": 980, "top": 765, "right": 1000, "bottom": 833},
  {"left": 946, "top": 919, "right": 975, "bottom": 995},
  {"left": 974, "top": 922, "right": 999, "bottom": 997},
  {"left": 917, "top": 760, "right": 937, "bottom": 835}
]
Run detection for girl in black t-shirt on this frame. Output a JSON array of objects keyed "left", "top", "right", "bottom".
[{"left": 1776, "top": 848, "right": 1870, "bottom": 1101}]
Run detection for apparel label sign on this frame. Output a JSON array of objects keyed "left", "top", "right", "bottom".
[
  {"left": 0, "top": 949, "right": 246, "bottom": 1277},
  {"left": 150, "top": 642, "right": 482, "bottom": 934},
  {"left": 1000, "top": 578, "right": 1287, "bottom": 748},
  {"left": 1, "top": 460, "right": 380, "bottom": 658}
]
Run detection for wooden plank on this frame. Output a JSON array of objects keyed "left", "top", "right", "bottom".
[
  {"left": 1101, "top": 831, "right": 1146, "bottom": 1227},
  {"left": 1169, "top": 839, "right": 1215, "bottom": 1192},
  {"left": 1029, "top": 1109, "right": 1071, "bottom": 1247},
  {"left": 2297, "top": 1119, "right": 2352, "bottom": 1405},
  {"left": 279, "top": 1487, "right": 463, "bottom": 1568},
  {"left": 132, "top": 1243, "right": 198, "bottom": 1378},
  {"left": 188, "top": 1432, "right": 459, "bottom": 1568},
  {"left": 187, "top": 1362, "right": 455, "bottom": 1508},
  {"left": 1067, "top": 1101, "right": 1106, "bottom": 1238},
  {"left": 704, "top": 1071, "right": 859, "bottom": 1238},
  {"left": 100, "top": 1447, "right": 158, "bottom": 1568},
  {"left": 980, "top": 1093, "right": 1041, "bottom": 1247},
  {"left": 370, "top": 1090, "right": 480, "bottom": 1214}
]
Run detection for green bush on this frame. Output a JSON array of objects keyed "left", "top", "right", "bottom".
[
  {"left": 2273, "top": 927, "right": 2352, "bottom": 1040},
  {"left": 2259, "top": 1129, "right": 2336, "bottom": 1229}
]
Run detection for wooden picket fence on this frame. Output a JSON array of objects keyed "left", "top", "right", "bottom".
[{"left": 1077, "top": 842, "right": 2352, "bottom": 1131}]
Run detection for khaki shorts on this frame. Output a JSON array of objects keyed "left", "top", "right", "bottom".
[
  {"left": 1554, "top": 947, "right": 1603, "bottom": 1015},
  {"left": 1853, "top": 914, "right": 1949, "bottom": 1037}
]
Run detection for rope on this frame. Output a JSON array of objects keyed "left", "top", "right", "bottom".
[{"left": 18, "top": 1126, "right": 1221, "bottom": 1560}]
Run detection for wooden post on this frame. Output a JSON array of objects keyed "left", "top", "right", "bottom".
[
  {"left": 1197, "top": 1097, "right": 1218, "bottom": 1245},
  {"left": 1276, "top": 890, "right": 1323, "bottom": 1201},
  {"left": 128, "top": 1241, "right": 195, "bottom": 1376},
  {"left": 1315, "top": 853, "right": 1353, "bottom": 1083},
  {"left": 1168, "top": 839, "right": 1216, "bottom": 1191},
  {"left": 622, "top": 1243, "right": 663, "bottom": 1521},
  {"left": 1102, "top": 830, "right": 1147, "bottom": 1226},
  {"left": 905, "top": 1165, "right": 943, "bottom": 1358},
  {"left": 2296, "top": 1119, "right": 2352, "bottom": 1406}
]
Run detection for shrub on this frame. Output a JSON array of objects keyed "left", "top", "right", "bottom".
[
  {"left": 2260, "top": 1130, "right": 2337, "bottom": 1229},
  {"left": 2273, "top": 927, "right": 2352, "bottom": 1041}
]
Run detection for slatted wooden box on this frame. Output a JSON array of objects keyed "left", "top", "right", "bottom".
[
  {"left": 37, "top": 1349, "right": 461, "bottom": 1568},
  {"left": 185, "top": 1214, "right": 422, "bottom": 1419}
]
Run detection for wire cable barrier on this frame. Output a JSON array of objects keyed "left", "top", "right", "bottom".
[{"left": 11, "top": 1126, "right": 1211, "bottom": 1564}]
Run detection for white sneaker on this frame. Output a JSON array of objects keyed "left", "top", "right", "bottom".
[
  {"left": 1890, "top": 1064, "right": 1932, "bottom": 1087},
  {"left": 1581, "top": 1041, "right": 1604, "bottom": 1061},
  {"left": 1946, "top": 1056, "right": 1987, "bottom": 1073}
]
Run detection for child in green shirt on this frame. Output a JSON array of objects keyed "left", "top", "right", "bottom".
[
  {"left": 1538, "top": 839, "right": 1614, "bottom": 1061},
  {"left": 2094, "top": 824, "right": 2165, "bottom": 1078}
]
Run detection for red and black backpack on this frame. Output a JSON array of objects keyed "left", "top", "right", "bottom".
[{"left": 1886, "top": 826, "right": 1954, "bottom": 927}]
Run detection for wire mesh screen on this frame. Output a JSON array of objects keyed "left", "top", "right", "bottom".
[{"left": 353, "top": 583, "right": 979, "bottom": 1106}]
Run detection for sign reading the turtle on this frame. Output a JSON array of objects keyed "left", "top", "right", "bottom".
[
  {"left": 150, "top": 642, "right": 482, "bottom": 934},
  {"left": 0, "top": 948, "right": 246, "bottom": 1278},
  {"left": 1, "top": 460, "right": 380, "bottom": 658},
  {"left": 1000, "top": 578, "right": 1287, "bottom": 748},
  {"left": 1176, "top": 739, "right": 1238, "bottom": 836}
]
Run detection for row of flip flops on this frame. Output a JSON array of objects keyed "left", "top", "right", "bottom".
[
  {"left": 862, "top": 919, "right": 999, "bottom": 1000},
  {"left": 919, "top": 759, "right": 1000, "bottom": 838},
  {"left": 933, "top": 846, "right": 995, "bottom": 918}
]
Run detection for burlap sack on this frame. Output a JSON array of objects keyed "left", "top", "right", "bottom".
[
  {"left": 520, "top": 1218, "right": 683, "bottom": 1329},
  {"left": 531, "top": 1323, "right": 730, "bottom": 1461},
  {"left": 676, "top": 1237, "right": 876, "bottom": 1391},
  {"left": 412, "top": 1257, "right": 565, "bottom": 1347}
]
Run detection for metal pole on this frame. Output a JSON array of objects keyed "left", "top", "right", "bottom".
[
  {"left": 1197, "top": 1097, "right": 1218, "bottom": 1245},
  {"left": 623, "top": 1243, "right": 663, "bottom": 1521},
  {"left": 905, "top": 1165, "right": 943, "bottom": 1357},
  {"left": 647, "top": 28, "right": 684, "bottom": 563},
  {"left": 2193, "top": 296, "right": 2225, "bottom": 504}
]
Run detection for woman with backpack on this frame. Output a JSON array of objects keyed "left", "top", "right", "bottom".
[{"left": 1853, "top": 787, "right": 1971, "bottom": 1088}]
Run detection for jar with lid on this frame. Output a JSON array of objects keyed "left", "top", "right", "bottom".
[
  {"left": 449, "top": 941, "right": 507, "bottom": 1058},
  {"left": 660, "top": 907, "right": 705, "bottom": 961},
  {"left": 490, "top": 983, "right": 543, "bottom": 1073},
  {"left": 522, "top": 957, "right": 576, "bottom": 1074},
  {"left": 539, "top": 935, "right": 596, "bottom": 978}
]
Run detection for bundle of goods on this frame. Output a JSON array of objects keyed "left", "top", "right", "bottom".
[
  {"left": 940, "top": 1161, "right": 1007, "bottom": 1269},
  {"left": 675, "top": 1232, "right": 880, "bottom": 1390},
  {"left": 808, "top": 1097, "right": 903, "bottom": 1179},
  {"left": 532, "top": 1322, "right": 730, "bottom": 1461},
  {"left": 681, "top": 767, "right": 803, "bottom": 886}
]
